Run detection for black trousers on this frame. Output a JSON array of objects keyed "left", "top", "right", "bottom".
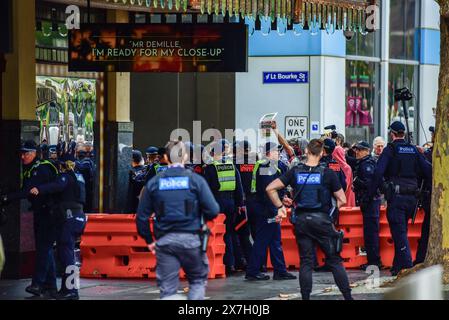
[{"left": 294, "top": 212, "right": 352, "bottom": 300}]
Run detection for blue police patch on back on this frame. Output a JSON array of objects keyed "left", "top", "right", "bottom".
[
  {"left": 297, "top": 173, "right": 321, "bottom": 185},
  {"left": 397, "top": 146, "right": 416, "bottom": 154},
  {"left": 159, "top": 177, "right": 190, "bottom": 191}
]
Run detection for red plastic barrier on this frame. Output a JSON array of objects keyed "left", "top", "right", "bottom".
[{"left": 80, "top": 214, "right": 226, "bottom": 279}]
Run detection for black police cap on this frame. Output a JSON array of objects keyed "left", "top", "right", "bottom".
[
  {"left": 354, "top": 141, "right": 371, "bottom": 150},
  {"left": 389, "top": 121, "right": 406, "bottom": 133},
  {"left": 20, "top": 140, "right": 37, "bottom": 152},
  {"left": 324, "top": 125, "right": 337, "bottom": 131},
  {"left": 429, "top": 126, "right": 435, "bottom": 133}
]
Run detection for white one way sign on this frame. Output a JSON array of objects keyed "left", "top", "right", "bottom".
[{"left": 285, "top": 116, "right": 308, "bottom": 140}]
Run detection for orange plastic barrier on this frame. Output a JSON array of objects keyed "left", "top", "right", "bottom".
[
  {"left": 269, "top": 206, "right": 425, "bottom": 270},
  {"left": 80, "top": 214, "right": 226, "bottom": 279}
]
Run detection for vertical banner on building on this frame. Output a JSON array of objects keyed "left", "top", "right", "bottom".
[{"left": 68, "top": 23, "right": 248, "bottom": 73}]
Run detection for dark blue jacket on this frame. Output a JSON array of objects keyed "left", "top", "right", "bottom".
[
  {"left": 353, "top": 155, "right": 379, "bottom": 203},
  {"left": 38, "top": 171, "right": 83, "bottom": 207},
  {"left": 369, "top": 139, "right": 432, "bottom": 197},
  {"left": 254, "top": 160, "right": 288, "bottom": 218},
  {"left": 9, "top": 159, "right": 59, "bottom": 211},
  {"left": 136, "top": 166, "right": 220, "bottom": 244}
]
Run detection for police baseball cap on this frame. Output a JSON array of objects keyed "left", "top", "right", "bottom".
[
  {"left": 323, "top": 138, "right": 336, "bottom": 153},
  {"left": 20, "top": 140, "right": 37, "bottom": 152},
  {"left": 132, "top": 150, "right": 143, "bottom": 163},
  {"left": 354, "top": 141, "right": 371, "bottom": 150},
  {"left": 429, "top": 126, "right": 435, "bottom": 133},
  {"left": 49, "top": 145, "right": 57, "bottom": 153},
  {"left": 264, "top": 142, "right": 282, "bottom": 154},
  {"left": 389, "top": 121, "right": 406, "bottom": 133},
  {"left": 324, "top": 125, "right": 337, "bottom": 131},
  {"left": 145, "top": 146, "right": 158, "bottom": 155}
]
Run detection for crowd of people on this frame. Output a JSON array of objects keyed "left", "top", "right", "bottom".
[
  {"left": 0, "top": 119, "right": 434, "bottom": 300},
  {"left": 0, "top": 140, "right": 96, "bottom": 300},
  {"left": 129, "top": 121, "right": 434, "bottom": 296}
]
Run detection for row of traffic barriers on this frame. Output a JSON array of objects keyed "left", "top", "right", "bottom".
[
  {"left": 268, "top": 206, "right": 425, "bottom": 269},
  {"left": 80, "top": 214, "right": 226, "bottom": 279}
]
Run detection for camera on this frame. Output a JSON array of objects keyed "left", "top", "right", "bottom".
[{"left": 394, "top": 87, "right": 413, "bottom": 102}]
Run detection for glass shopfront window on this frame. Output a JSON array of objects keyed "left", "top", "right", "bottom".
[
  {"left": 345, "top": 61, "right": 380, "bottom": 145},
  {"left": 390, "top": 0, "right": 420, "bottom": 61},
  {"left": 388, "top": 63, "right": 419, "bottom": 142}
]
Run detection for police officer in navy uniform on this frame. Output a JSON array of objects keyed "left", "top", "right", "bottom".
[
  {"left": 203, "top": 140, "right": 246, "bottom": 275},
  {"left": 126, "top": 150, "right": 147, "bottom": 213},
  {"left": 245, "top": 142, "right": 296, "bottom": 281},
  {"left": 233, "top": 141, "right": 258, "bottom": 266},
  {"left": 145, "top": 147, "right": 169, "bottom": 183},
  {"left": 352, "top": 141, "right": 383, "bottom": 270},
  {"left": 369, "top": 121, "right": 432, "bottom": 276},
  {"left": 75, "top": 149, "right": 95, "bottom": 213},
  {"left": 1, "top": 140, "right": 60, "bottom": 297},
  {"left": 266, "top": 139, "right": 352, "bottom": 300},
  {"left": 136, "top": 141, "right": 220, "bottom": 300},
  {"left": 145, "top": 146, "right": 159, "bottom": 166},
  {"left": 414, "top": 126, "right": 435, "bottom": 265},
  {"left": 29, "top": 153, "right": 87, "bottom": 300}
]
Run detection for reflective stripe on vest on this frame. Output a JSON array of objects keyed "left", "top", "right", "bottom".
[
  {"left": 250, "top": 160, "right": 281, "bottom": 193},
  {"left": 213, "top": 160, "right": 236, "bottom": 192},
  {"left": 21, "top": 160, "right": 59, "bottom": 188}
]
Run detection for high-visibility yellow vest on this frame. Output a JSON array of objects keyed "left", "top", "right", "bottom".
[
  {"left": 213, "top": 160, "right": 236, "bottom": 192},
  {"left": 21, "top": 160, "right": 59, "bottom": 188},
  {"left": 251, "top": 159, "right": 281, "bottom": 194}
]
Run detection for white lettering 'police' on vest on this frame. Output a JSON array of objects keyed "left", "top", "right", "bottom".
[
  {"left": 398, "top": 146, "right": 416, "bottom": 154},
  {"left": 159, "top": 177, "right": 190, "bottom": 191},
  {"left": 296, "top": 173, "right": 321, "bottom": 185}
]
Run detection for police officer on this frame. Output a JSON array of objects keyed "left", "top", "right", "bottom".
[
  {"left": 145, "top": 147, "right": 170, "bottom": 183},
  {"left": 352, "top": 141, "right": 383, "bottom": 270},
  {"left": 145, "top": 146, "right": 159, "bottom": 166},
  {"left": 266, "top": 139, "right": 353, "bottom": 300},
  {"left": 203, "top": 140, "right": 246, "bottom": 275},
  {"left": 136, "top": 141, "right": 220, "bottom": 300},
  {"left": 414, "top": 126, "right": 434, "bottom": 265},
  {"left": 29, "top": 153, "right": 87, "bottom": 300},
  {"left": 245, "top": 142, "right": 296, "bottom": 281},
  {"left": 1, "top": 140, "right": 59, "bottom": 296},
  {"left": 234, "top": 141, "right": 258, "bottom": 249},
  {"left": 75, "top": 147, "right": 95, "bottom": 213},
  {"left": 126, "top": 150, "right": 147, "bottom": 213},
  {"left": 229, "top": 141, "right": 254, "bottom": 270},
  {"left": 369, "top": 121, "right": 432, "bottom": 276}
]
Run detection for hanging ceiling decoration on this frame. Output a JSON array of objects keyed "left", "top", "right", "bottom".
[{"left": 97, "top": 0, "right": 378, "bottom": 35}]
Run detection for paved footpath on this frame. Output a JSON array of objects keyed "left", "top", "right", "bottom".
[{"left": 2, "top": 270, "right": 448, "bottom": 300}]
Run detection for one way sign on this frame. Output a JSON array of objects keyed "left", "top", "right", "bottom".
[{"left": 285, "top": 116, "right": 308, "bottom": 140}]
